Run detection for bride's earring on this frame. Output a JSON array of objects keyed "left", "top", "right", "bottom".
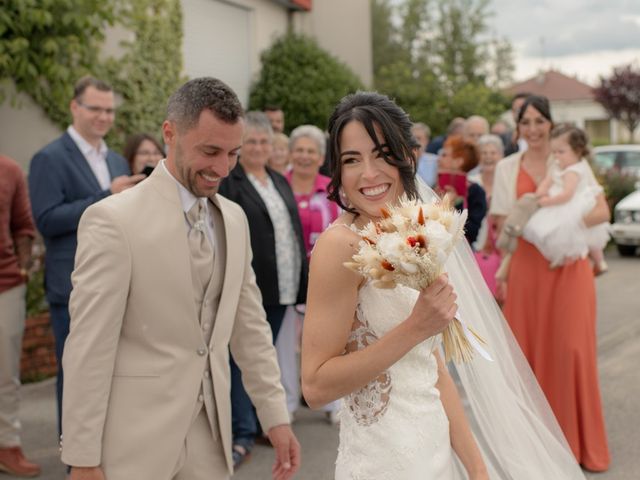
[{"left": 339, "top": 188, "right": 353, "bottom": 208}]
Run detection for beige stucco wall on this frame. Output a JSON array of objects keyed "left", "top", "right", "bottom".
[
  {"left": 551, "top": 99, "right": 608, "bottom": 129},
  {"left": 182, "top": 0, "right": 289, "bottom": 105},
  {"left": 293, "top": 0, "right": 372, "bottom": 87},
  {"left": 0, "top": 82, "right": 62, "bottom": 170},
  {"left": 551, "top": 99, "right": 640, "bottom": 144}
]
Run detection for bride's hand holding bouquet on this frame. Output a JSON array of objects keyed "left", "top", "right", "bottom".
[{"left": 405, "top": 274, "right": 458, "bottom": 342}]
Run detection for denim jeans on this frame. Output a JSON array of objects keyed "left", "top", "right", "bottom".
[{"left": 230, "top": 304, "right": 286, "bottom": 446}]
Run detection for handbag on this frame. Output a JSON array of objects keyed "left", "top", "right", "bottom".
[
  {"left": 474, "top": 250, "right": 501, "bottom": 296},
  {"left": 474, "top": 215, "right": 501, "bottom": 297}
]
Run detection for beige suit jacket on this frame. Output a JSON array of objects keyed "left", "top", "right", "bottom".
[{"left": 61, "top": 166, "right": 289, "bottom": 478}]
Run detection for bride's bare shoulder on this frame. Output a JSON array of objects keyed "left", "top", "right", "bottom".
[
  {"left": 316, "top": 215, "right": 362, "bottom": 249},
  {"left": 310, "top": 215, "right": 363, "bottom": 286},
  {"left": 314, "top": 216, "right": 361, "bottom": 257}
]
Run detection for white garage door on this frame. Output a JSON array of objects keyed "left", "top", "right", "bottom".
[{"left": 182, "top": 0, "right": 252, "bottom": 106}]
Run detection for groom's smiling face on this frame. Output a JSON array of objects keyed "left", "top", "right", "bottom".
[{"left": 163, "top": 110, "right": 244, "bottom": 197}]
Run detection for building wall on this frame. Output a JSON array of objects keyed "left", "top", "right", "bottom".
[
  {"left": 551, "top": 99, "right": 639, "bottom": 144},
  {"left": 1, "top": 0, "right": 373, "bottom": 171},
  {"left": 0, "top": 82, "right": 62, "bottom": 170},
  {"left": 551, "top": 99, "right": 608, "bottom": 128},
  {"left": 292, "top": 0, "right": 372, "bottom": 87},
  {"left": 182, "top": 0, "right": 289, "bottom": 106},
  {"left": 181, "top": 0, "right": 373, "bottom": 103}
]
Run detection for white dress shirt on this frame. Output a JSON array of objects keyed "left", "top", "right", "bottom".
[
  {"left": 161, "top": 160, "right": 215, "bottom": 247},
  {"left": 67, "top": 126, "right": 111, "bottom": 190}
]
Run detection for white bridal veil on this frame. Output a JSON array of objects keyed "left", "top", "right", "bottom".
[{"left": 417, "top": 180, "right": 586, "bottom": 479}]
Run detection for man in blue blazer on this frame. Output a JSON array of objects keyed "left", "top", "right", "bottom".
[{"left": 28, "top": 76, "right": 144, "bottom": 431}]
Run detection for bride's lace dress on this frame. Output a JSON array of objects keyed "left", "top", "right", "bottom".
[{"left": 335, "top": 281, "right": 454, "bottom": 479}]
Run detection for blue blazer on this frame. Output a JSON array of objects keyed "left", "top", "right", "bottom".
[{"left": 29, "top": 131, "right": 130, "bottom": 304}]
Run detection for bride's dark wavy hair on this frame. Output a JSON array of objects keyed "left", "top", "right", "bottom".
[{"left": 326, "top": 92, "right": 419, "bottom": 214}]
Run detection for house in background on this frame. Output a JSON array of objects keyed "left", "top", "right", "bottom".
[
  {"left": 505, "top": 69, "right": 636, "bottom": 145},
  {"left": 0, "top": 0, "right": 372, "bottom": 169}
]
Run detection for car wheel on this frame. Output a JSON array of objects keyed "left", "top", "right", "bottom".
[{"left": 617, "top": 244, "right": 637, "bottom": 257}]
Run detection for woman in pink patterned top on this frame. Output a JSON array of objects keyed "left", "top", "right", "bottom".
[{"left": 286, "top": 125, "right": 340, "bottom": 257}]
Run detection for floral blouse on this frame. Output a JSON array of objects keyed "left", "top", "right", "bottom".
[{"left": 247, "top": 173, "right": 301, "bottom": 305}]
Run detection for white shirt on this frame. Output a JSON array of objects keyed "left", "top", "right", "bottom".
[
  {"left": 247, "top": 172, "right": 300, "bottom": 305},
  {"left": 67, "top": 126, "right": 111, "bottom": 190},
  {"left": 161, "top": 160, "right": 214, "bottom": 247}
]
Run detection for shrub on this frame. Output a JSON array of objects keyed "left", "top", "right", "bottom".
[
  {"left": 249, "top": 33, "right": 365, "bottom": 132},
  {"left": 599, "top": 170, "right": 638, "bottom": 212}
]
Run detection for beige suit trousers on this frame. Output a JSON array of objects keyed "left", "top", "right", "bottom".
[
  {"left": 0, "top": 284, "right": 26, "bottom": 447},
  {"left": 172, "top": 405, "right": 228, "bottom": 480}
]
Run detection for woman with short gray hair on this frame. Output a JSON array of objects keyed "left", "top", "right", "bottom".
[
  {"left": 218, "top": 111, "right": 307, "bottom": 467},
  {"left": 288, "top": 125, "right": 326, "bottom": 157},
  {"left": 284, "top": 124, "right": 340, "bottom": 424},
  {"left": 473, "top": 134, "right": 506, "bottom": 298}
]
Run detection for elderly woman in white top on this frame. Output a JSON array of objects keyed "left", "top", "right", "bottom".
[
  {"left": 472, "top": 134, "right": 505, "bottom": 298},
  {"left": 473, "top": 134, "right": 504, "bottom": 249},
  {"left": 278, "top": 124, "right": 341, "bottom": 424},
  {"left": 218, "top": 111, "right": 307, "bottom": 465}
]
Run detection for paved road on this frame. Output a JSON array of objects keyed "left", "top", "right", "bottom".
[{"left": 7, "top": 251, "right": 639, "bottom": 480}]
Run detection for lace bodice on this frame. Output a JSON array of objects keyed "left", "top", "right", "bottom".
[{"left": 336, "top": 282, "right": 454, "bottom": 480}]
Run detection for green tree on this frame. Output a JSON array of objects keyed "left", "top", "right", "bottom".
[
  {"left": 0, "top": 0, "right": 116, "bottom": 126},
  {"left": 249, "top": 33, "right": 364, "bottom": 132},
  {"left": 431, "top": 0, "right": 490, "bottom": 92},
  {"left": 370, "top": 0, "right": 513, "bottom": 134},
  {"left": 371, "top": 0, "right": 405, "bottom": 79},
  {"left": 486, "top": 36, "right": 515, "bottom": 89}
]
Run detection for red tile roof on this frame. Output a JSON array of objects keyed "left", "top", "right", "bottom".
[{"left": 505, "top": 70, "right": 595, "bottom": 101}]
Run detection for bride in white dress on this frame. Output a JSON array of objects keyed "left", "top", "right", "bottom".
[{"left": 301, "top": 92, "right": 587, "bottom": 479}]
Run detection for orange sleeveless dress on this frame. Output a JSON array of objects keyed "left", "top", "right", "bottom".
[{"left": 503, "top": 167, "right": 610, "bottom": 471}]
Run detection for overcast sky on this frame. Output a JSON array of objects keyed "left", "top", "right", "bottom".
[{"left": 489, "top": 0, "right": 640, "bottom": 84}]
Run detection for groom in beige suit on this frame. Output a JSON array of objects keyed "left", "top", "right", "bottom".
[{"left": 61, "top": 77, "right": 300, "bottom": 480}]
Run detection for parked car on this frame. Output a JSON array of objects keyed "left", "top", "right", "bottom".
[
  {"left": 592, "top": 144, "right": 640, "bottom": 178},
  {"left": 611, "top": 187, "right": 640, "bottom": 256}
]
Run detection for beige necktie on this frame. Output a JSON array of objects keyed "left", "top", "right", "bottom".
[{"left": 186, "top": 199, "right": 213, "bottom": 291}]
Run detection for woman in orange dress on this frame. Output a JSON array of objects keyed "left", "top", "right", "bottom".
[{"left": 490, "top": 95, "right": 611, "bottom": 472}]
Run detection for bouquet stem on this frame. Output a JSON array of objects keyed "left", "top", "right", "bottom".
[{"left": 442, "top": 318, "right": 486, "bottom": 363}]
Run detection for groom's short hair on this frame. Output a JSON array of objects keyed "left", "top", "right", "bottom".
[{"left": 167, "top": 77, "right": 244, "bottom": 132}]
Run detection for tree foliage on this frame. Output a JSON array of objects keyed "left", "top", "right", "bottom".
[
  {"left": 594, "top": 65, "right": 640, "bottom": 142},
  {"left": 0, "top": 0, "right": 184, "bottom": 151},
  {"left": 370, "top": 0, "right": 513, "bottom": 134},
  {"left": 0, "top": 0, "right": 116, "bottom": 126},
  {"left": 248, "top": 33, "right": 364, "bottom": 132}
]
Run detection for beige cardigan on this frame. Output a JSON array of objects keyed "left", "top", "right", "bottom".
[{"left": 490, "top": 151, "right": 602, "bottom": 217}]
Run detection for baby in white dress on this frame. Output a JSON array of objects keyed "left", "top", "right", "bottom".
[{"left": 523, "top": 125, "right": 610, "bottom": 271}]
